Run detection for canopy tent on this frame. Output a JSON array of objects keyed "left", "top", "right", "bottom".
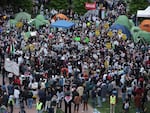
[
  {"left": 52, "top": 14, "right": 69, "bottom": 20},
  {"left": 51, "top": 20, "right": 75, "bottom": 29},
  {"left": 110, "top": 24, "right": 131, "bottom": 38},
  {"left": 131, "top": 26, "right": 150, "bottom": 44},
  {"left": 137, "top": 6, "right": 150, "bottom": 18},
  {"left": 15, "top": 12, "right": 31, "bottom": 22},
  {"left": 83, "top": 9, "right": 99, "bottom": 17},
  {"left": 115, "top": 15, "right": 133, "bottom": 30},
  {"left": 139, "top": 20, "right": 150, "bottom": 32}
]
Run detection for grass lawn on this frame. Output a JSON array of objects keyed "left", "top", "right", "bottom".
[{"left": 89, "top": 98, "right": 150, "bottom": 113}]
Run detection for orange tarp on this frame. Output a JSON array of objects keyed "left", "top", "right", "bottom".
[
  {"left": 53, "top": 14, "right": 69, "bottom": 20},
  {"left": 139, "top": 20, "right": 150, "bottom": 32}
]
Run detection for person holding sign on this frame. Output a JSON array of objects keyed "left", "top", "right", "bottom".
[{"left": 110, "top": 93, "right": 116, "bottom": 113}]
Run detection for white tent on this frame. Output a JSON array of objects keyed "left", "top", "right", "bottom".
[{"left": 137, "top": 6, "right": 150, "bottom": 18}]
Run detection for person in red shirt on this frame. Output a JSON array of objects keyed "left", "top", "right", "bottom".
[{"left": 13, "top": 76, "right": 21, "bottom": 86}]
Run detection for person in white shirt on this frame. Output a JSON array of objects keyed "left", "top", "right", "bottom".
[{"left": 14, "top": 87, "right": 20, "bottom": 107}]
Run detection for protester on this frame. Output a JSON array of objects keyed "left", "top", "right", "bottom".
[{"left": 0, "top": 1, "right": 150, "bottom": 113}]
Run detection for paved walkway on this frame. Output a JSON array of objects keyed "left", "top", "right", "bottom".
[
  {"left": 0, "top": 75, "right": 94, "bottom": 113},
  {"left": 12, "top": 102, "right": 94, "bottom": 113}
]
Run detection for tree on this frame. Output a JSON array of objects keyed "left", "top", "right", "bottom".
[
  {"left": 72, "top": 0, "right": 92, "bottom": 15},
  {"left": 128, "top": 0, "right": 149, "bottom": 14},
  {"left": 48, "top": 0, "right": 69, "bottom": 10},
  {"left": 0, "top": 0, "right": 33, "bottom": 13},
  {"left": 12, "top": 0, "right": 33, "bottom": 13}
]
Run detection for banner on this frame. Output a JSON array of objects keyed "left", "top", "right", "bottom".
[
  {"left": 4, "top": 59, "right": 19, "bottom": 76},
  {"left": 85, "top": 2, "right": 96, "bottom": 10}
]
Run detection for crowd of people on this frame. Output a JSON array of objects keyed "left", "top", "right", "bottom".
[{"left": 0, "top": 1, "right": 150, "bottom": 113}]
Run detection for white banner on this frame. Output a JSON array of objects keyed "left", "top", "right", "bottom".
[{"left": 4, "top": 59, "right": 19, "bottom": 76}]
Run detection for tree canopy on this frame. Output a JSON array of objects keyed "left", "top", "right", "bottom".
[{"left": 128, "top": 0, "right": 150, "bottom": 14}]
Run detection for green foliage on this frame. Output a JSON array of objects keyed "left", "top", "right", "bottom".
[
  {"left": 48, "top": 0, "right": 69, "bottom": 10},
  {"left": 129, "top": 0, "right": 149, "bottom": 14},
  {"left": 72, "top": 0, "right": 92, "bottom": 15},
  {"left": 12, "top": 0, "right": 33, "bottom": 13},
  {"left": 0, "top": 0, "right": 33, "bottom": 13}
]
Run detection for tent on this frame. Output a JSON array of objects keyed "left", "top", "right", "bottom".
[
  {"left": 131, "top": 26, "right": 150, "bottom": 44},
  {"left": 137, "top": 6, "right": 150, "bottom": 18},
  {"left": 115, "top": 15, "right": 133, "bottom": 30},
  {"left": 36, "top": 14, "right": 45, "bottom": 21},
  {"left": 53, "top": 14, "right": 69, "bottom": 20},
  {"left": 15, "top": 12, "right": 31, "bottom": 22},
  {"left": 8, "top": 19, "right": 17, "bottom": 26},
  {"left": 110, "top": 24, "right": 131, "bottom": 38},
  {"left": 29, "top": 19, "right": 49, "bottom": 29},
  {"left": 83, "top": 9, "right": 99, "bottom": 17},
  {"left": 139, "top": 20, "right": 150, "bottom": 32},
  {"left": 51, "top": 20, "right": 75, "bottom": 29}
]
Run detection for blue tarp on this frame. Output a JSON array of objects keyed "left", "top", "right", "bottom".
[
  {"left": 50, "top": 20, "right": 75, "bottom": 29},
  {"left": 110, "top": 24, "right": 131, "bottom": 38}
]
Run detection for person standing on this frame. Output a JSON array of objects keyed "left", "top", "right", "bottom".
[
  {"left": 134, "top": 93, "right": 142, "bottom": 113},
  {"left": 13, "top": 86, "right": 20, "bottom": 107},
  {"left": 74, "top": 92, "right": 81, "bottom": 113},
  {"left": 26, "top": 89, "right": 33, "bottom": 109},
  {"left": 36, "top": 99, "right": 43, "bottom": 113},
  {"left": 82, "top": 90, "right": 88, "bottom": 112},
  {"left": 8, "top": 95, "right": 14, "bottom": 113},
  {"left": 64, "top": 87, "right": 72, "bottom": 113},
  {"left": 110, "top": 93, "right": 116, "bottom": 113},
  {"left": 123, "top": 99, "right": 130, "bottom": 113}
]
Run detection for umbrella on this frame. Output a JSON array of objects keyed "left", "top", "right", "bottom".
[
  {"left": 15, "top": 12, "right": 31, "bottom": 22},
  {"left": 74, "top": 37, "right": 81, "bottom": 41}
]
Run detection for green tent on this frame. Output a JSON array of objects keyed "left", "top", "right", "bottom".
[
  {"left": 8, "top": 19, "right": 17, "bottom": 27},
  {"left": 29, "top": 19, "right": 50, "bottom": 29},
  {"left": 36, "top": 14, "right": 45, "bottom": 21},
  {"left": 115, "top": 15, "right": 133, "bottom": 30},
  {"left": 23, "top": 31, "right": 31, "bottom": 41},
  {"left": 15, "top": 12, "right": 31, "bottom": 22},
  {"left": 29, "top": 19, "right": 46, "bottom": 29},
  {"left": 131, "top": 26, "right": 150, "bottom": 44},
  {"left": 43, "top": 20, "right": 50, "bottom": 25}
]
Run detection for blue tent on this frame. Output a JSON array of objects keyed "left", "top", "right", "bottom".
[
  {"left": 110, "top": 24, "right": 131, "bottom": 38},
  {"left": 51, "top": 20, "right": 75, "bottom": 29}
]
